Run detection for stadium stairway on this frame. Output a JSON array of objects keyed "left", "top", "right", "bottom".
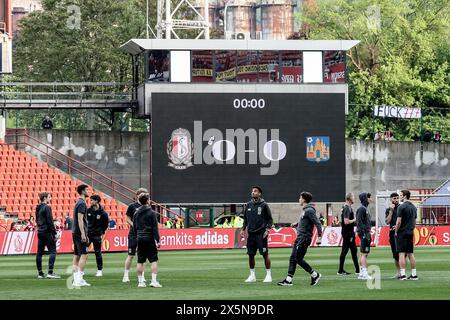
[{"left": 0, "top": 142, "right": 131, "bottom": 231}]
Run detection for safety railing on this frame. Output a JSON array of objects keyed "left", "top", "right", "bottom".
[
  {"left": 0, "top": 82, "right": 132, "bottom": 100},
  {"left": 3, "top": 128, "right": 182, "bottom": 221},
  {"left": 0, "top": 82, "right": 135, "bottom": 109}
]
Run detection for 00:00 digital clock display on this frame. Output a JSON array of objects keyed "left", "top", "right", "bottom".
[{"left": 233, "top": 98, "right": 265, "bottom": 109}]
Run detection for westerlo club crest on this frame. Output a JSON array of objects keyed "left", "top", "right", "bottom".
[
  {"left": 167, "top": 128, "right": 194, "bottom": 170},
  {"left": 306, "top": 136, "right": 330, "bottom": 162}
]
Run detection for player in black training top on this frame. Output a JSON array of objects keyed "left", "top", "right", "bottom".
[
  {"left": 385, "top": 192, "right": 402, "bottom": 279},
  {"left": 133, "top": 193, "right": 162, "bottom": 288},
  {"left": 35, "top": 192, "right": 60, "bottom": 279},
  {"left": 240, "top": 186, "right": 273, "bottom": 283},
  {"left": 337, "top": 192, "right": 360, "bottom": 275},
  {"left": 87, "top": 194, "right": 109, "bottom": 277},
  {"left": 278, "top": 192, "right": 322, "bottom": 286},
  {"left": 72, "top": 184, "right": 90, "bottom": 287},
  {"left": 356, "top": 192, "right": 372, "bottom": 280},
  {"left": 122, "top": 187, "right": 148, "bottom": 283},
  {"left": 395, "top": 190, "right": 418, "bottom": 280}
]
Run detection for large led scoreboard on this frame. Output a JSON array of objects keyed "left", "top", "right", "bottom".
[{"left": 121, "top": 39, "right": 359, "bottom": 204}]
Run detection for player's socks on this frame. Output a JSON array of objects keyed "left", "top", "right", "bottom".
[
  {"left": 138, "top": 274, "right": 146, "bottom": 288},
  {"left": 400, "top": 269, "right": 405, "bottom": 276},
  {"left": 151, "top": 273, "right": 157, "bottom": 282},
  {"left": 123, "top": 269, "right": 130, "bottom": 282},
  {"left": 286, "top": 276, "right": 293, "bottom": 282},
  {"left": 311, "top": 271, "right": 318, "bottom": 278},
  {"left": 250, "top": 269, "right": 255, "bottom": 276},
  {"left": 73, "top": 272, "right": 80, "bottom": 286},
  {"left": 411, "top": 269, "right": 416, "bottom": 276}
]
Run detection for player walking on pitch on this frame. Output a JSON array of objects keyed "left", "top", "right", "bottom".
[
  {"left": 87, "top": 194, "right": 109, "bottom": 277},
  {"left": 240, "top": 186, "right": 273, "bottom": 283},
  {"left": 395, "top": 190, "right": 418, "bottom": 280},
  {"left": 122, "top": 188, "right": 148, "bottom": 283},
  {"left": 356, "top": 192, "right": 372, "bottom": 280},
  {"left": 133, "top": 193, "right": 162, "bottom": 288},
  {"left": 278, "top": 192, "right": 322, "bottom": 286},
  {"left": 337, "top": 192, "right": 360, "bottom": 275}
]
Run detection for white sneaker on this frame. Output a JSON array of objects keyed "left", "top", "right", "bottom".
[
  {"left": 358, "top": 273, "right": 372, "bottom": 280},
  {"left": 150, "top": 281, "right": 163, "bottom": 288},
  {"left": 263, "top": 274, "right": 272, "bottom": 283},
  {"left": 72, "top": 281, "right": 81, "bottom": 287},
  {"left": 245, "top": 275, "right": 256, "bottom": 283},
  {"left": 80, "top": 279, "right": 91, "bottom": 287},
  {"left": 122, "top": 275, "right": 130, "bottom": 283},
  {"left": 138, "top": 282, "right": 147, "bottom": 288},
  {"left": 96, "top": 270, "right": 103, "bottom": 277}
]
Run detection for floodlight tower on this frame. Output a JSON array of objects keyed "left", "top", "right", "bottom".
[{"left": 151, "top": 0, "right": 210, "bottom": 39}]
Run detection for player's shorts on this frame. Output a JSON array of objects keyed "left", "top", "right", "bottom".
[
  {"left": 137, "top": 239, "right": 158, "bottom": 264},
  {"left": 73, "top": 233, "right": 89, "bottom": 257},
  {"left": 389, "top": 233, "right": 399, "bottom": 260},
  {"left": 128, "top": 234, "right": 137, "bottom": 256},
  {"left": 396, "top": 233, "right": 414, "bottom": 254},
  {"left": 359, "top": 235, "right": 371, "bottom": 254},
  {"left": 246, "top": 231, "right": 269, "bottom": 256}
]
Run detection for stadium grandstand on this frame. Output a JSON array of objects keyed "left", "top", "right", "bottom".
[{"left": 0, "top": 139, "right": 129, "bottom": 231}]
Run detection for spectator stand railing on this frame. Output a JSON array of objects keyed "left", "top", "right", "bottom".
[{"left": 3, "top": 128, "right": 182, "bottom": 224}]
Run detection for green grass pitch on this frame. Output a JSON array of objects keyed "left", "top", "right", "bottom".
[{"left": 0, "top": 247, "right": 449, "bottom": 300}]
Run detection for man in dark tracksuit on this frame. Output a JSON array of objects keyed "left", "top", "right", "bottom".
[
  {"left": 385, "top": 192, "right": 401, "bottom": 278},
  {"left": 87, "top": 194, "right": 109, "bottom": 277},
  {"left": 240, "top": 186, "right": 273, "bottom": 283},
  {"left": 35, "top": 192, "right": 60, "bottom": 279},
  {"left": 278, "top": 192, "right": 322, "bottom": 286},
  {"left": 338, "top": 192, "right": 360, "bottom": 275},
  {"left": 133, "top": 193, "right": 162, "bottom": 288},
  {"left": 356, "top": 192, "right": 372, "bottom": 280}
]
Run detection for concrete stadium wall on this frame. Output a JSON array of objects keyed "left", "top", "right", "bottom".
[
  {"left": 24, "top": 129, "right": 150, "bottom": 200},
  {"left": 21, "top": 130, "right": 449, "bottom": 222}
]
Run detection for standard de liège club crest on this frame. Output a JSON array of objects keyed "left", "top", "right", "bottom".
[{"left": 167, "top": 128, "right": 194, "bottom": 170}]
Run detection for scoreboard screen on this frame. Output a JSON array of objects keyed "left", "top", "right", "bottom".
[{"left": 151, "top": 93, "right": 345, "bottom": 203}]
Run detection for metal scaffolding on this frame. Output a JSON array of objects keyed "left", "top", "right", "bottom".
[{"left": 149, "top": 0, "right": 210, "bottom": 39}]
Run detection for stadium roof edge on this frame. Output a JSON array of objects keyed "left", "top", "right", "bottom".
[{"left": 120, "top": 39, "right": 361, "bottom": 56}]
